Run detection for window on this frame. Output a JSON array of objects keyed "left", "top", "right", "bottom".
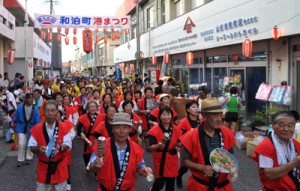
[
  {"left": 99, "top": 48, "right": 103, "bottom": 56},
  {"left": 147, "top": 6, "right": 154, "bottom": 29},
  {"left": 213, "top": 68, "right": 227, "bottom": 97},
  {"left": 9, "top": 22, "right": 14, "bottom": 30},
  {"left": 161, "top": 0, "right": 166, "bottom": 24},
  {"left": 228, "top": 52, "right": 267, "bottom": 62},
  {"left": 213, "top": 55, "right": 227, "bottom": 63},
  {"left": 191, "top": 0, "right": 204, "bottom": 9},
  {"left": 175, "top": 0, "right": 184, "bottom": 17}
]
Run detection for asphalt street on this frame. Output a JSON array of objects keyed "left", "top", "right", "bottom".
[{"left": 0, "top": 138, "right": 262, "bottom": 191}]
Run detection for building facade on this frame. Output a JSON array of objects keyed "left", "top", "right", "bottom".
[
  {"left": 114, "top": 0, "right": 300, "bottom": 113},
  {"left": 3, "top": 0, "right": 51, "bottom": 83}
]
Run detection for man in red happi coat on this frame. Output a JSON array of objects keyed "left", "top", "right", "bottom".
[
  {"left": 28, "top": 100, "right": 73, "bottom": 191},
  {"left": 90, "top": 113, "right": 152, "bottom": 191}
]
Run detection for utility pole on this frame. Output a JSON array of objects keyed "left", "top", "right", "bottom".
[
  {"left": 46, "top": 0, "right": 59, "bottom": 15},
  {"left": 135, "top": 0, "right": 140, "bottom": 75},
  {"left": 46, "top": 0, "right": 59, "bottom": 78},
  {"left": 24, "top": 0, "right": 28, "bottom": 86}
]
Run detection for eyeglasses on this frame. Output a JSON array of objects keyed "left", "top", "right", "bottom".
[{"left": 276, "top": 122, "right": 295, "bottom": 129}]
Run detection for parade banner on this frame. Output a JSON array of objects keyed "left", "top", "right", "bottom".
[{"left": 34, "top": 13, "right": 130, "bottom": 29}]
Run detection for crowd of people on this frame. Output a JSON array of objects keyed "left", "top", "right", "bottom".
[{"left": 0, "top": 72, "right": 300, "bottom": 191}]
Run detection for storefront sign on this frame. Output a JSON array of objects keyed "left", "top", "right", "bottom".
[
  {"left": 216, "top": 16, "right": 258, "bottom": 41},
  {"left": 35, "top": 13, "right": 130, "bottom": 29},
  {"left": 199, "top": 16, "right": 259, "bottom": 42},
  {"left": 153, "top": 34, "right": 198, "bottom": 54}
]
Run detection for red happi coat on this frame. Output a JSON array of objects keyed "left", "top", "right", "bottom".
[
  {"left": 147, "top": 124, "right": 182, "bottom": 178},
  {"left": 96, "top": 138, "right": 144, "bottom": 191},
  {"left": 129, "top": 113, "right": 142, "bottom": 143},
  {"left": 30, "top": 121, "right": 72, "bottom": 184},
  {"left": 180, "top": 126, "right": 235, "bottom": 191},
  {"left": 150, "top": 107, "right": 177, "bottom": 124},
  {"left": 253, "top": 138, "right": 300, "bottom": 191},
  {"left": 78, "top": 113, "right": 105, "bottom": 154},
  {"left": 137, "top": 98, "right": 156, "bottom": 131},
  {"left": 94, "top": 118, "right": 113, "bottom": 138},
  {"left": 63, "top": 120, "right": 74, "bottom": 165},
  {"left": 177, "top": 117, "right": 200, "bottom": 133}
]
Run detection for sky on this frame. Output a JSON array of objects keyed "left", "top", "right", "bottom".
[{"left": 19, "top": 0, "right": 124, "bottom": 62}]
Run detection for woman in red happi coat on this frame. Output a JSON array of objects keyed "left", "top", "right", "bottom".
[
  {"left": 95, "top": 104, "right": 118, "bottom": 138},
  {"left": 122, "top": 100, "right": 142, "bottom": 144},
  {"left": 148, "top": 107, "right": 182, "bottom": 191},
  {"left": 76, "top": 100, "right": 105, "bottom": 172}
]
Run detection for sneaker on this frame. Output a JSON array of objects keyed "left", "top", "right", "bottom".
[
  {"left": 176, "top": 176, "right": 183, "bottom": 188},
  {"left": 66, "top": 184, "right": 71, "bottom": 191},
  {"left": 17, "top": 161, "right": 25, "bottom": 167}
]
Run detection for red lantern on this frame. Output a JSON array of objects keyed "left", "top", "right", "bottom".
[
  {"left": 121, "top": 63, "right": 125, "bottom": 69},
  {"left": 125, "top": 28, "right": 129, "bottom": 35},
  {"left": 130, "top": 64, "right": 135, "bottom": 72},
  {"left": 41, "top": 31, "right": 45, "bottom": 40},
  {"left": 186, "top": 51, "right": 194, "bottom": 66},
  {"left": 95, "top": 34, "right": 99, "bottom": 42},
  {"left": 49, "top": 27, "right": 52, "bottom": 33},
  {"left": 152, "top": 55, "right": 157, "bottom": 65},
  {"left": 94, "top": 28, "right": 99, "bottom": 33},
  {"left": 57, "top": 27, "right": 61, "bottom": 33},
  {"left": 103, "top": 28, "right": 107, "bottom": 33},
  {"left": 125, "top": 67, "right": 129, "bottom": 74},
  {"left": 56, "top": 33, "right": 61, "bottom": 42},
  {"left": 47, "top": 32, "right": 52, "bottom": 41},
  {"left": 73, "top": 28, "right": 77, "bottom": 35},
  {"left": 232, "top": 54, "right": 238, "bottom": 62},
  {"left": 116, "top": 30, "right": 121, "bottom": 39},
  {"left": 73, "top": 36, "right": 77, "bottom": 45},
  {"left": 7, "top": 49, "right": 15, "bottom": 65},
  {"left": 111, "top": 32, "right": 116, "bottom": 41},
  {"left": 104, "top": 35, "right": 108, "bottom": 43},
  {"left": 65, "top": 28, "right": 69, "bottom": 35},
  {"left": 242, "top": 39, "right": 253, "bottom": 58},
  {"left": 272, "top": 26, "right": 281, "bottom": 40},
  {"left": 82, "top": 29, "right": 93, "bottom": 53},
  {"left": 163, "top": 53, "right": 169, "bottom": 64},
  {"left": 65, "top": 36, "right": 69, "bottom": 45}
]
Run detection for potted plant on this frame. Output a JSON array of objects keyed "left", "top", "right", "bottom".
[{"left": 251, "top": 110, "right": 269, "bottom": 134}]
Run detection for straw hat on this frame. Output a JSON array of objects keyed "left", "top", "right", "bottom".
[
  {"left": 201, "top": 97, "right": 224, "bottom": 113},
  {"left": 111, "top": 113, "right": 133, "bottom": 126}
]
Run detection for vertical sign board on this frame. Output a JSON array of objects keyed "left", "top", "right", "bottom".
[{"left": 114, "top": 63, "right": 121, "bottom": 81}]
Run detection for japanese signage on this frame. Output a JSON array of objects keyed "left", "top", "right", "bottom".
[
  {"left": 200, "top": 16, "right": 259, "bottom": 42},
  {"left": 34, "top": 13, "right": 130, "bottom": 29}
]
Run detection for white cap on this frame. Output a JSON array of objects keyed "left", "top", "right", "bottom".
[{"left": 159, "top": 93, "right": 170, "bottom": 101}]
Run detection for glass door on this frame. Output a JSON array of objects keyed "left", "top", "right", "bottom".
[
  {"left": 180, "top": 69, "right": 189, "bottom": 94},
  {"left": 229, "top": 68, "right": 245, "bottom": 95}
]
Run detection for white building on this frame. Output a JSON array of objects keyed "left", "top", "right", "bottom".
[
  {"left": 114, "top": 0, "right": 300, "bottom": 113},
  {"left": 0, "top": 0, "right": 15, "bottom": 76}
]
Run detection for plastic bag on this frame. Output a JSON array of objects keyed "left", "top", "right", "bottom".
[
  {"left": 255, "top": 83, "right": 272, "bottom": 101},
  {"left": 268, "top": 86, "right": 286, "bottom": 104},
  {"left": 282, "top": 86, "right": 292, "bottom": 105}
]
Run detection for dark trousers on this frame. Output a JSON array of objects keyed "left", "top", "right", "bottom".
[
  {"left": 151, "top": 177, "right": 175, "bottom": 191},
  {"left": 83, "top": 154, "right": 91, "bottom": 167},
  {"left": 178, "top": 166, "right": 188, "bottom": 177},
  {"left": 67, "top": 165, "right": 71, "bottom": 184}
]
